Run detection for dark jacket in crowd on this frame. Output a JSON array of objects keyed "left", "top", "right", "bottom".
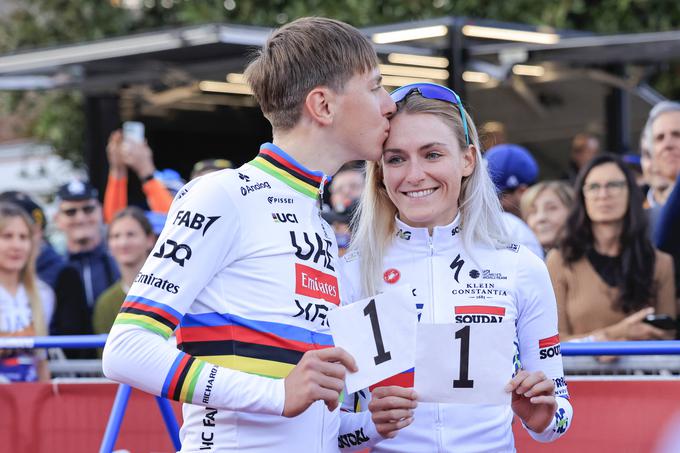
[{"left": 67, "top": 242, "right": 120, "bottom": 310}]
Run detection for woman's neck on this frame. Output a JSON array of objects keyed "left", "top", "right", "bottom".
[
  {"left": 0, "top": 271, "right": 21, "bottom": 295},
  {"left": 591, "top": 222, "right": 623, "bottom": 256}
]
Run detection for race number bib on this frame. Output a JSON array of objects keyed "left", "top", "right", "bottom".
[
  {"left": 329, "top": 285, "right": 417, "bottom": 394},
  {"left": 414, "top": 321, "right": 514, "bottom": 405}
]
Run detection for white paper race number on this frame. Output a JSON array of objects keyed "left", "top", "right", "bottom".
[
  {"left": 414, "top": 321, "right": 515, "bottom": 405},
  {"left": 328, "top": 285, "right": 417, "bottom": 394}
]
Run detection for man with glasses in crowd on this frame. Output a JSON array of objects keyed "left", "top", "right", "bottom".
[{"left": 55, "top": 180, "right": 120, "bottom": 312}]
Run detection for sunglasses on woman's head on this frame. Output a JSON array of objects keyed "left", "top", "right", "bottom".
[{"left": 389, "top": 82, "right": 470, "bottom": 146}]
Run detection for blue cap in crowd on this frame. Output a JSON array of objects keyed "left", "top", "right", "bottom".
[
  {"left": 485, "top": 144, "right": 538, "bottom": 192},
  {"left": 57, "top": 179, "right": 99, "bottom": 201},
  {"left": 145, "top": 211, "right": 167, "bottom": 236}
]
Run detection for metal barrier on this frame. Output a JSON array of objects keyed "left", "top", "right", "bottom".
[
  {"left": 2, "top": 335, "right": 680, "bottom": 453},
  {"left": 0, "top": 334, "right": 180, "bottom": 453}
]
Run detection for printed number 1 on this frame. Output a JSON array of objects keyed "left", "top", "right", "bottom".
[
  {"left": 453, "top": 325, "right": 474, "bottom": 388},
  {"left": 364, "top": 299, "right": 392, "bottom": 365}
]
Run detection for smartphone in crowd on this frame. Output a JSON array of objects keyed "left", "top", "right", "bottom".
[
  {"left": 123, "top": 121, "right": 145, "bottom": 144},
  {"left": 643, "top": 314, "right": 678, "bottom": 333}
]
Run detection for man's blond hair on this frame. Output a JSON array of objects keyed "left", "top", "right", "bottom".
[{"left": 245, "top": 17, "right": 378, "bottom": 131}]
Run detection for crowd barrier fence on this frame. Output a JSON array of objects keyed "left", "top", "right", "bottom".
[{"left": 1, "top": 335, "right": 679, "bottom": 453}]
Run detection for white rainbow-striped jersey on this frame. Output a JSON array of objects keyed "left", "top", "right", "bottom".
[
  {"left": 103, "top": 143, "right": 373, "bottom": 452},
  {"left": 339, "top": 216, "right": 573, "bottom": 453}
]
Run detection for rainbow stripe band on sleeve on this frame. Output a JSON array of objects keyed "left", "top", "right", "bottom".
[
  {"left": 114, "top": 295, "right": 182, "bottom": 339},
  {"left": 177, "top": 312, "right": 333, "bottom": 379},
  {"left": 162, "top": 352, "right": 206, "bottom": 402}
]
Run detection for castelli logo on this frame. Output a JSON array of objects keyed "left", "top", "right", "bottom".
[{"left": 383, "top": 268, "right": 401, "bottom": 284}]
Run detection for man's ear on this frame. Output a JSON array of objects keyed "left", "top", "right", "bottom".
[{"left": 303, "top": 86, "right": 335, "bottom": 127}]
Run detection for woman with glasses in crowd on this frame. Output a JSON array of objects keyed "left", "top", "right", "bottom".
[
  {"left": 546, "top": 154, "right": 676, "bottom": 343},
  {"left": 520, "top": 181, "right": 575, "bottom": 254},
  {"left": 0, "top": 202, "right": 49, "bottom": 382},
  {"left": 340, "top": 83, "right": 572, "bottom": 452}
]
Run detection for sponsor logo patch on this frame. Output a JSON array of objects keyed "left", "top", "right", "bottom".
[
  {"left": 454, "top": 305, "right": 505, "bottom": 323},
  {"left": 539, "top": 334, "right": 561, "bottom": 359},
  {"left": 295, "top": 263, "right": 339, "bottom": 305},
  {"left": 173, "top": 211, "right": 220, "bottom": 236},
  {"left": 153, "top": 239, "right": 192, "bottom": 267},
  {"left": 383, "top": 268, "right": 401, "bottom": 284}
]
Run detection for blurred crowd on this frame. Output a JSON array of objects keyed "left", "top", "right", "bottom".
[{"left": 1, "top": 101, "right": 679, "bottom": 382}]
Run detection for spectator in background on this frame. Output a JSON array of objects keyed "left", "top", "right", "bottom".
[
  {"left": 562, "top": 132, "right": 600, "bottom": 184},
  {"left": 93, "top": 207, "right": 155, "bottom": 334},
  {"left": 0, "top": 202, "right": 49, "bottom": 382},
  {"left": 103, "top": 129, "right": 175, "bottom": 223},
  {"left": 190, "top": 158, "right": 233, "bottom": 180},
  {"left": 54, "top": 180, "right": 120, "bottom": 311},
  {"left": 485, "top": 143, "right": 544, "bottom": 259},
  {"left": 640, "top": 139, "right": 673, "bottom": 209},
  {"left": 646, "top": 101, "right": 680, "bottom": 298},
  {"left": 321, "top": 200, "right": 357, "bottom": 257},
  {"left": 520, "top": 181, "right": 574, "bottom": 254},
  {"left": 547, "top": 155, "right": 676, "bottom": 343},
  {"left": 479, "top": 120, "right": 507, "bottom": 152},
  {"left": 0, "top": 191, "right": 90, "bottom": 349},
  {"left": 328, "top": 162, "right": 364, "bottom": 213}
]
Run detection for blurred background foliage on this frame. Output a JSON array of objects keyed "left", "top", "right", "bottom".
[{"left": 1, "top": 0, "right": 680, "bottom": 165}]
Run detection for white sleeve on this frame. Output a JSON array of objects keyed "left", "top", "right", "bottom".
[
  {"left": 102, "top": 175, "right": 285, "bottom": 415},
  {"left": 514, "top": 249, "right": 573, "bottom": 441}
]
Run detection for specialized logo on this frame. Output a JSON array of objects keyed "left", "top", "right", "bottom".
[
  {"left": 238, "top": 172, "right": 250, "bottom": 182},
  {"left": 290, "top": 231, "right": 335, "bottom": 271},
  {"left": 396, "top": 228, "right": 411, "bottom": 240},
  {"left": 539, "top": 334, "right": 561, "bottom": 360},
  {"left": 240, "top": 181, "right": 271, "bottom": 196},
  {"left": 134, "top": 272, "right": 180, "bottom": 294},
  {"left": 451, "top": 225, "right": 461, "bottom": 236},
  {"left": 450, "top": 254, "right": 465, "bottom": 283},
  {"left": 454, "top": 305, "right": 505, "bottom": 323},
  {"left": 383, "top": 268, "right": 400, "bottom": 284},
  {"left": 293, "top": 299, "right": 330, "bottom": 326},
  {"left": 452, "top": 282, "right": 508, "bottom": 298},
  {"left": 153, "top": 239, "right": 192, "bottom": 267},
  {"left": 267, "top": 196, "right": 294, "bottom": 204},
  {"left": 173, "top": 210, "right": 220, "bottom": 236},
  {"left": 468, "top": 268, "right": 508, "bottom": 280},
  {"left": 295, "top": 263, "right": 339, "bottom": 305},
  {"left": 272, "top": 212, "right": 299, "bottom": 223},
  {"left": 338, "top": 428, "right": 370, "bottom": 448}
]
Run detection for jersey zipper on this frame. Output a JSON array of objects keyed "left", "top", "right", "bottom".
[
  {"left": 318, "top": 175, "right": 328, "bottom": 209},
  {"left": 427, "top": 234, "right": 444, "bottom": 444}
]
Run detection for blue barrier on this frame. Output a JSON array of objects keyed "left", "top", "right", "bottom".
[
  {"left": 2, "top": 334, "right": 680, "bottom": 453},
  {"left": 0, "top": 334, "right": 179, "bottom": 453}
]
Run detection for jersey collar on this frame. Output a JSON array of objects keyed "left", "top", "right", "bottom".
[
  {"left": 249, "top": 143, "right": 329, "bottom": 199},
  {"left": 393, "top": 213, "right": 463, "bottom": 247}
]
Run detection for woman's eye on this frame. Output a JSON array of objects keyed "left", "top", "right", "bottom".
[
  {"left": 386, "top": 156, "right": 403, "bottom": 164},
  {"left": 426, "top": 152, "right": 442, "bottom": 159}
]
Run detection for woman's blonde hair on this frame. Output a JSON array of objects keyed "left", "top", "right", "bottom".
[
  {"left": 350, "top": 93, "right": 509, "bottom": 296},
  {"left": 0, "top": 202, "right": 46, "bottom": 335},
  {"left": 520, "top": 180, "right": 575, "bottom": 222}
]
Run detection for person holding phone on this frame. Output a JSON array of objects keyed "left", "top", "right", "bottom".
[
  {"left": 340, "top": 83, "right": 573, "bottom": 452},
  {"left": 547, "top": 154, "right": 677, "bottom": 343}
]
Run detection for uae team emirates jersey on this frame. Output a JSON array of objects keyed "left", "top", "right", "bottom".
[
  {"left": 104, "top": 143, "right": 347, "bottom": 452},
  {"left": 339, "top": 216, "right": 573, "bottom": 453}
]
